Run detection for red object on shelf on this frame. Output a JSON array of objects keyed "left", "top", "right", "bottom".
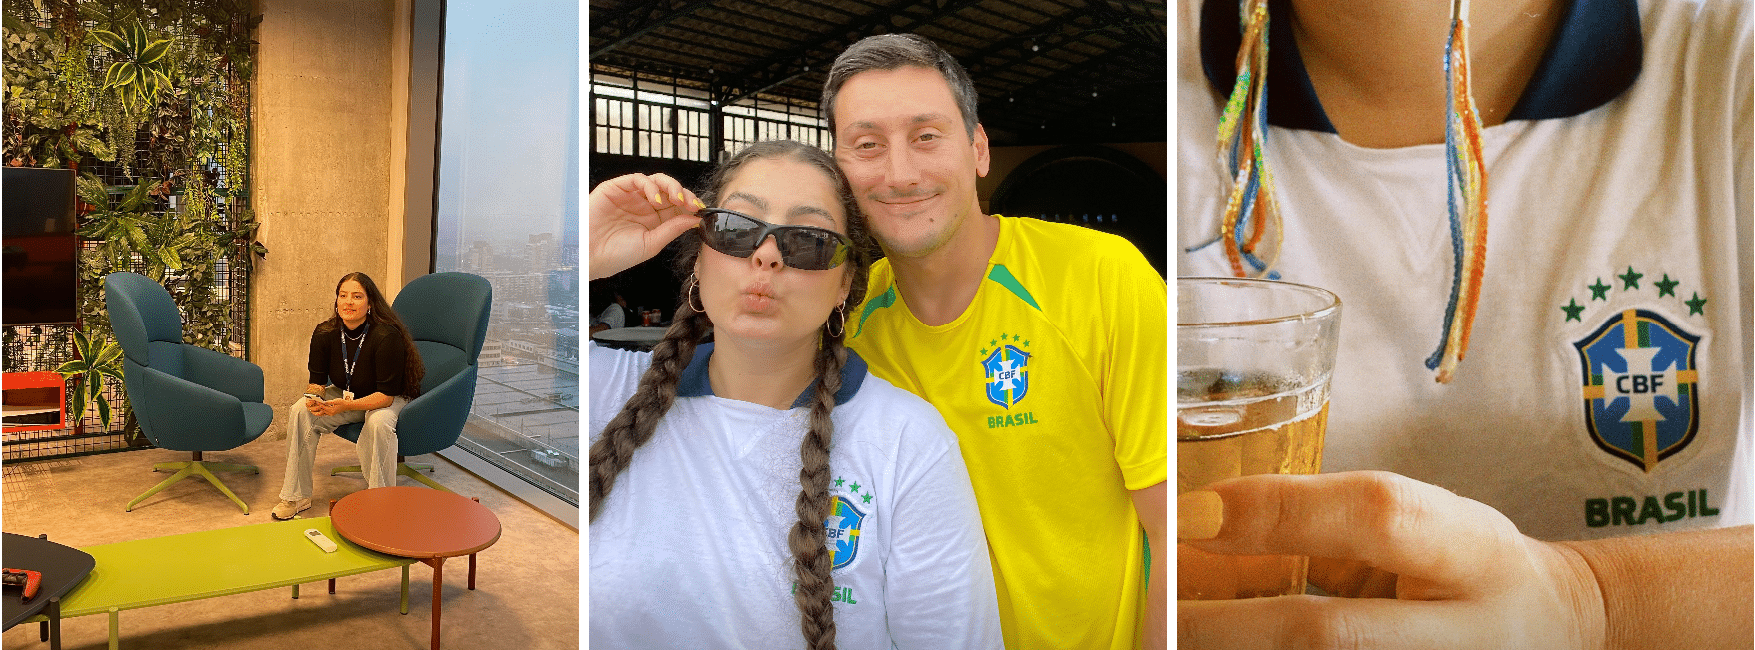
[{"left": 3, "top": 371, "right": 67, "bottom": 433}]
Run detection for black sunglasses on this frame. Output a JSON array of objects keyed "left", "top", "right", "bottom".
[{"left": 697, "top": 208, "right": 853, "bottom": 270}]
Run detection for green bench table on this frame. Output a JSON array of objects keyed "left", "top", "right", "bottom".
[{"left": 28, "top": 517, "right": 416, "bottom": 649}]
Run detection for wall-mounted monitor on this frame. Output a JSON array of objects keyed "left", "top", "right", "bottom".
[{"left": 3, "top": 167, "right": 80, "bottom": 326}]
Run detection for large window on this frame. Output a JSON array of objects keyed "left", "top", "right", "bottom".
[
  {"left": 435, "top": 0, "right": 579, "bottom": 504},
  {"left": 590, "top": 74, "right": 715, "bottom": 161},
  {"left": 590, "top": 71, "right": 830, "bottom": 162}
]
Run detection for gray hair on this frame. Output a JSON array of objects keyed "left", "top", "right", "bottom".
[{"left": 821, "top": 34, "right": 980, "bottom": 138}]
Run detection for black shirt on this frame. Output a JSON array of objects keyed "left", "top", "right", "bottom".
[{"left": 308, "top": 321, "right": 409, "bottom": 398}]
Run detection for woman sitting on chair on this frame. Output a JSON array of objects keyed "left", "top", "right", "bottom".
[
  {"left": 272, "top": 272, "right": 425, "bottom": 520},
  {"left": 588, "top": 140, "right": 1001, "bottom": 648}
]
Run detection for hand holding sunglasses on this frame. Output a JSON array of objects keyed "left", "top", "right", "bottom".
[
  {"left": 697, "top": 208, "right": 853, "bottom": 270},
  {"left": 589, "top": 173, "right": 706, "bottom": 280}
]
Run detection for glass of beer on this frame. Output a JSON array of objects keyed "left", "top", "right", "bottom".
[{"left": 1177, "top": 277, "right": 1341, "bottom": 599}]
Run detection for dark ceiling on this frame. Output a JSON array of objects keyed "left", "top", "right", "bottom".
[{"left": 588, "top": 0, "right": 1167, "bottom": 147}]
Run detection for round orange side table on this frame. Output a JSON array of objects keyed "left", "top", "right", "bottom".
[{"left": 331, "top": 486, "right": 501, "bottom": 650}]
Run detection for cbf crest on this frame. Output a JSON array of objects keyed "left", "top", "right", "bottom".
[
  {"left": 823, "top": 496, "right": 865, "bottom": 570},
  {"left": 983, "top": 343, "right": 1031, "bottom": 409},
  {"left": 1574, "top": 309, "right": 1700, "bottom": 473}
]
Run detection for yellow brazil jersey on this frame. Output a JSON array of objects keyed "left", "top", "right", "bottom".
[{"left": 847, "top": 215, "right": 1168, "bottom": 650}]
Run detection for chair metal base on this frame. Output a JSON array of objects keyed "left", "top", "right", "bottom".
[
  {"left": 331, "top": 461, "right": 450, "bottom": 492},
  {"left": 127, "top": 458, "right": 260, "bottom": 514}
]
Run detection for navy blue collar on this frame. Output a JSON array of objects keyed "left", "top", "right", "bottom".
[
  {"left": 1200, "top": 0, "right": 1643, "bottom": 132},
  {"left": 675, "top": 342, "right": 869, "bottom": 408}
]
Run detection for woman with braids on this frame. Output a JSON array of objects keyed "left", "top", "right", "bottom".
[
  {"left": 587, "top": 140, "right": 1002, "bottom": 649},
  {"left": 270, "top": 272, "right": 425, "bottom": 520}
]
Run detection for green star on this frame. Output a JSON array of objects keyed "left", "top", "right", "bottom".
[
  {"left": 1588, "top": 278, "right": 1611, "bottom": 301},
  {"left": 1023, "top": 340, "right": 1031, "bottom": 347},
  {"left": 1655, "top": 274, "right": 1679, "bottom": 298},
  {"left": 990, "top": 339, "right": 998, "bottom": 347},
  {"left": 1561, "top": 298, "right": 1585, "bottom": 322},
  {"left": 1012, "top": 334, "right": 1022, "bottom": 342},
  {"left": 861, "top": 493, "right": 873, "bottom": 504},
  {"left": 849, "top": 482, "right": 861, "bottom": 493},
  {"left": 833, "top": 477, "right": 844, "bottom": 487},
  {"left": 1617, "top": 266, "right": 1643, "bottom": 290},
  {"left": 1686, "top": 292, "right": 1707, "bottom": 316},
  {"left": 979, "top": 348, "right": 988, "bottom": 356}
]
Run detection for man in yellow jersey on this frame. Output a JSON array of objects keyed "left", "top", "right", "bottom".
[{"left": 822, "top": 34, "right": 1168, "bottom": 650}]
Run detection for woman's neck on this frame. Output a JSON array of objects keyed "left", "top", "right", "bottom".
[
  {"left": 1288, "top": 0, "right": 1563, "bottom": 147},
  {"left": 342, "top": 317, "right": 368, "bottom": 331},
  {"left": 706, "top": 334, "right": 822, "bottom": 410}
]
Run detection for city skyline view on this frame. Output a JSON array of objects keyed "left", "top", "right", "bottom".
[{"left": 436, "top": 0, "right": 580, "bottom": 502}]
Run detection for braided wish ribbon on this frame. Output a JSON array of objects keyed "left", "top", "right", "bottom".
[
  {"left": 1214, "top": 0, "right": 1490, "bottom": 383},
  {"left": 1425, "top": 0, "right": 1490, "bottom": 384},
  {"left": 1215, "top": 0, "right": 1281, "bottom": 279}
]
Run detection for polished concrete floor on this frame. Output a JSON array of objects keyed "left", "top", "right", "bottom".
[{"left": 0, "top": 431, "right": 579, "bottom": 650}]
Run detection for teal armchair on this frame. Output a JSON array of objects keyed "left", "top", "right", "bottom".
[
  {"left": 330, "top": 272, "right": 492, "bottom": 490},
  {"left": 105, "top": 272, "right": 272, "bottom": 514}
]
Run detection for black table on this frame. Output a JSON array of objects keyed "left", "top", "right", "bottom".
[
  {"left": 591, "top": 326, "right": 667, "bottom": 351},
  {"left": 3, "top": 532, "right": 95, "bottom": 650}
]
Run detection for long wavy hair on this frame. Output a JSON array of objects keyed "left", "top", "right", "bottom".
[
  {"left": 316, "top": 272, "right": 426, "bottom": 398},
  {"left": 587, "top": 140, "right": 874, "bottom": 650}
]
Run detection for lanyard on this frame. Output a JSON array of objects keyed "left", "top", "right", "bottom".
[{"left": 340, "top": 323, "right": 370, "bottom": 394}]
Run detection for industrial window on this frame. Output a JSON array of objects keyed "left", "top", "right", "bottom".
[{"left": 590, "top": 71, "right": 829, "bottom": 161}]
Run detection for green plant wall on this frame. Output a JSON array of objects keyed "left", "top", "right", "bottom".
[{"left": 2, "top": 0, "right": 263, "bottom": 442}]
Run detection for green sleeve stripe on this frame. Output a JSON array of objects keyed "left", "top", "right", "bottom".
[
  {"left": 852, "top": 286, "right": 897, "bottom": 338},
  {"left": 987, "top": 264, "right": 1040, "bottom": 310}
]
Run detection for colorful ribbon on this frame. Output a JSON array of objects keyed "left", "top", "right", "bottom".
[
  {"left": 1424, "top": 0, "right": 1490, "bottom": 383},
  {"left": 1216, "top": 0, "right": 1281, "bottom": 280},
  {"left": 1215, "top": 0, "right": 1490, "bottom": 383}
]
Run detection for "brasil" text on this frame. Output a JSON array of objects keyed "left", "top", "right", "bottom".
[
  {"left": 987, "top": 412, "right": 1039, "bottom": 429},
  {"left": 1585, "top": 488, "right": 1719, "bottom": 528}
]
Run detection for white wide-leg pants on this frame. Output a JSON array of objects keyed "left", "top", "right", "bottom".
[{"left": 279, "top": 385, "right": 408, "bottom": 501}]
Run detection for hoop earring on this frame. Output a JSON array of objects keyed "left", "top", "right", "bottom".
[
  {"left": 825, "top": 304, "right": 846, "bottom": 338},
  {"left": 686, "top": 275, "right": 706, "bottom": 313}
]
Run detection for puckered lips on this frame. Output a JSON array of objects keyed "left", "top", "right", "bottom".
[{"left": 739, "top": 280, "right": 776, "bottom": 313}]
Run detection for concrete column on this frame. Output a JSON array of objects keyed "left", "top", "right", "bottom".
[{"left": 252, "top": 0, "right": 402, "bottom": 427}]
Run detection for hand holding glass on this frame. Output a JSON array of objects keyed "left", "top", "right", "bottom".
[{"left": 1177, "top": 277, "right": 1340, "bottom": 600}]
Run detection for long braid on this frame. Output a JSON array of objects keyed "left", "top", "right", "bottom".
[
  {"left": 789, "top": 317, "right": 849, "bottom": 650},
  {"left": 586, "top": 298, "right": 712, "bottom": 523}
]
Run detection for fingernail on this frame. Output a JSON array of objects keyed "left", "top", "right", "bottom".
[
  {"left": 1178, "top": 490, "right": 1224, "bottom": 540},
  {"left": 674, "top": 191, "right": 685, "bottom": 203},
  {"left": 651, "top": 193, "right": 663, "bottom": 205},
  {"left": 694, "top": 199, "right": 706, "bottom": 209}
]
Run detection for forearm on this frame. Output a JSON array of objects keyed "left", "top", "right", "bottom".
[
  {"left": 1558, "top": 524, "right": 1753, "bottom": 650},
  {"left": 340, "top": 392, "right": 394, "bottom": 412},
  {"left": 306, "top": 383, "right": 325, "bottom": 396}
]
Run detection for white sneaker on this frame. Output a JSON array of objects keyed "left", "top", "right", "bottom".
[{"left": 271, "top": 498, "right": 311, "bottom": 520}]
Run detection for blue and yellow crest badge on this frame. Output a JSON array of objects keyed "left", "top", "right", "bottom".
[
  {"left": 983, "top": 344, "right": 1031, "bottom": 409},
  {"left": 1574, "top": 309, "right": 1700, "bottom": 473},
  {"left": 823, "top": 496, "right": 865, "bottom": 570}
]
